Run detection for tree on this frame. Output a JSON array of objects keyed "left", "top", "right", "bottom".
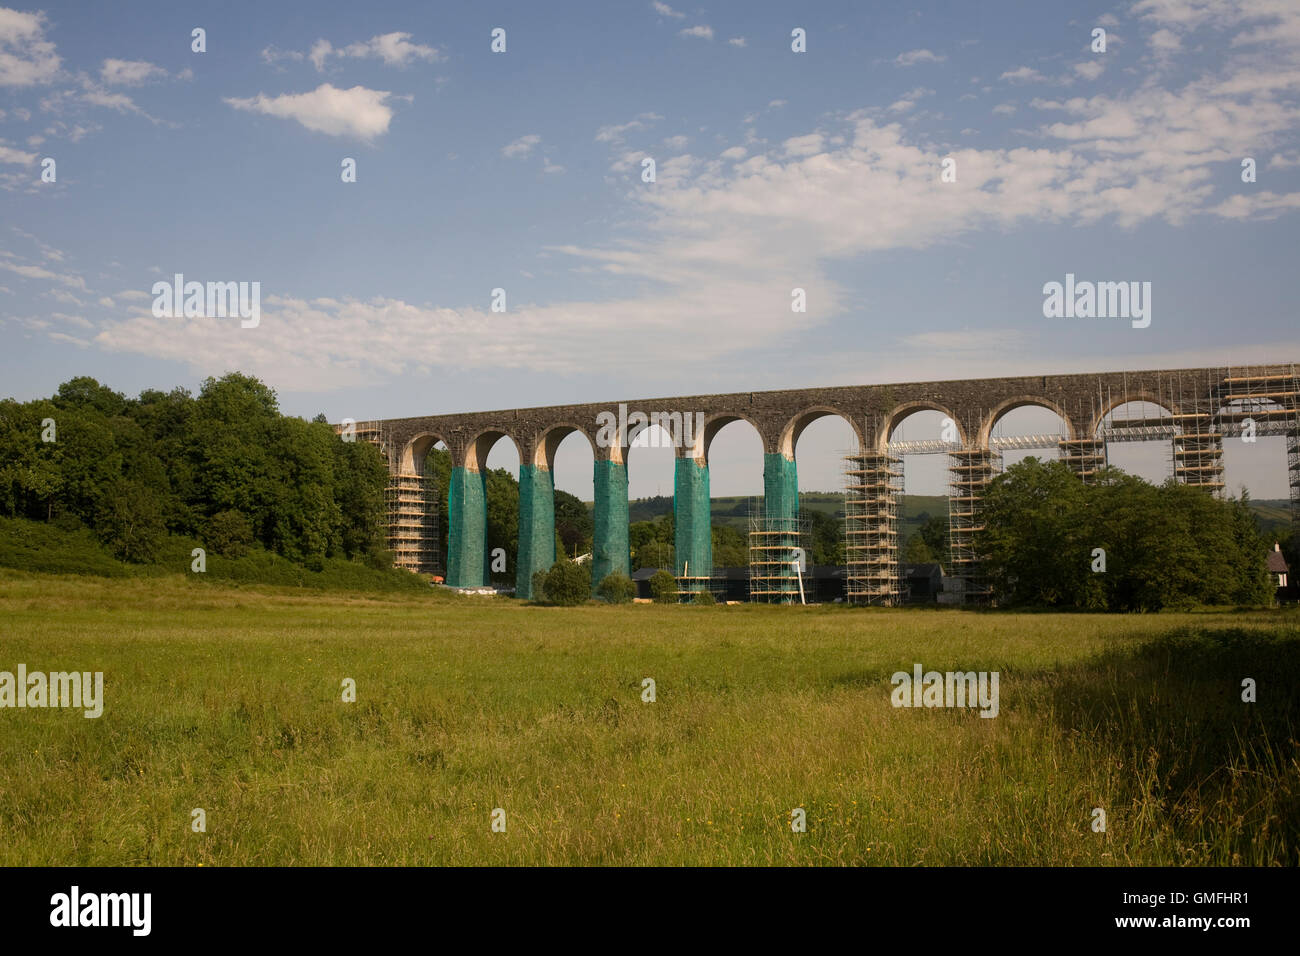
[
  {"left": 95, "top": 479, "right": 165, "bottom": 563},
  {"left": 649, "top": 569, "right": 678, "bottom": 603},
  {"left": 543, "top": 559, "right": 590, "bottom": 606},
  {"left": 596, "top": 571, "right": 636, "bottom": 603},
  {"left": 903, "top": 532, "right": 934, "bottom": 563},
  {"left": 554, "top": 489, "right": 592, "bottom": 558},
  {"left": 206, "top": 509, "right": 254, "bottom": 558}
]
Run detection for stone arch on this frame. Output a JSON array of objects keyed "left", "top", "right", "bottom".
[
  {"left": 400, "top": 432, "right": 451, "bottom": 473},
  {"left": 531, "top": 422, "right": 597, "bottom": 470},
  {"left": 777, "top": 406, "right": 865, "bottom": 460},
  {"left": 687, "top": 412, "right": 765, "bottom": 462},
  {"left": 874, "top": 400, "right": 965, "bottom": 453},
  {"left": 1088, "top": 392, "right": 1177, "bottom": 436},
  {"left": 462, "top": 428, "right": 524, "bottom": 472},
  {"left": 977, "top": 395, "right": 1077, "bottom": 448}
]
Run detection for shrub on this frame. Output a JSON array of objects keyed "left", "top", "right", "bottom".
[
  {"left": 95, "top": 480, "right": 165, "bottom": 563},
  {"left": 543, "top": 559, "right": 590, "bottom": 606},
  {"left": 205, "top": 509, "right": 254, "bottom": 558},
  {"left": 597, "top": 572, "right": 636, "bottom": 604},
  {"left": 530, "top": 569, "right": 549, "bottom": 603},
  {"left": 649, "top": 569, "right": 678, "bottom": 604},
  {"left": 692, "top": 588, "right": 716, "bottom": 606}
]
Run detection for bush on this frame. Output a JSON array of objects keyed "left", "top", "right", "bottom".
[
  {"left": 692, "top": 588, "right": 716, "bottom": 606},
  {"left": 206, "top": 509, "right": 254, "bottom": 558},
  {"left": 530, "top": 569, "right": 549, "bottom": 603},
  {"left": 543, "top": 559, "right": 591, "bottom": 606},
  {"left": 649, "top": 569, "right": 678, "bottom": 604},
  {"left": 597, "top": 571, "right": 636, "bottom": 604}
]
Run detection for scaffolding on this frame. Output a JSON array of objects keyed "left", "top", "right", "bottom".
[
  {"left": 1214, "top": 365, "right": 1300, "bottom": 530},
  {"left": 1057, "top": 437, "right": 1107, "bottom": 483},
  {"left": 747, "top": 498, "right": 810, "bottom": 603},
  {"left": 948, "top": 447, "right": 1001, "bottom": 603},
  {"left": 843, "top": 452, "right": 903, "bottom": 605},
  {"left": 344, "top": 421, "right": 440, "bottom": 577}
]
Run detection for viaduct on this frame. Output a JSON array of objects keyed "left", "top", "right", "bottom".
[{"left": 344, "top": 364, "right": 1300, "bottom": 604}]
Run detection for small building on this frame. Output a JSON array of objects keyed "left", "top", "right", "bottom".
[
  {"left": 901, "top": 562, "right": 944, "bottom": 603},
  {"left": 1267, "top": 542, "right": 1290, "bottom": 600}
]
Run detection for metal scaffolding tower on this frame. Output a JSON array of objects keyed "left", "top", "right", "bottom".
[
  {"left": 747, "top": 498, "right": 809, "bottom": 603},
  {"left": 346, "top": 421, "right": 440, "bottom": 577},
  {"left": 843, "top": 452, "right": 903, "bottom": 605},
  {"left": 947, "top": 447, "right": 1001, "bottom": 603}
]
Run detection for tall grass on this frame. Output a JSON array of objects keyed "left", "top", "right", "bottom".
[{"left": 0, "top": 569, "right": 1295, "bottom": 865}]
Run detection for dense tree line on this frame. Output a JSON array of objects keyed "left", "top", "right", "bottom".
[
  {"left": 981, "top": 457, "right": 1271, "bottom": 610},
  {"left": 0, "top": 375, "right": 389, "bottom": 566}
]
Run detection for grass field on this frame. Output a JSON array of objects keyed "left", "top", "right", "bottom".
[{"left": 1, "top": 569, "right": 1297, "bottom": 866}]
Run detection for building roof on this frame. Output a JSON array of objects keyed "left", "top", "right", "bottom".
[{"left": 1267, "top": 549, "right": 1290, "bottom": 574}]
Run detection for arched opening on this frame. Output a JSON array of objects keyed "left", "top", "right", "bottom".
[
  {"left": 882, "top": 408, "right": 957, "bottom": 604},
  {"left": 1098, "top": 400, "right": 1177, "bottom": 485},
  {"left": 394, "top": 433, "right": 449, "bottom": 580},
  {"left": 548, "top": 428, "right": 596, "bottom": 563},
  {"left": 626, "top": 420, "right": 678, "bottom": 574},
  {"left": 986, "top": 405, "right": 1071, "bottom": 471},
  {"left": 1219, "top": 395, "right": 1292, "bottom": 537},
  {"left": 470, "top": 432, "right": 522, "bottom": 586},
  {"left": 702, "top": 417, "right": 765, "bottom": 597}
]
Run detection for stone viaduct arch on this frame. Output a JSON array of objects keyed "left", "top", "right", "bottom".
[{"left": 345, "top": 365, "right": 1299, "bottom": 603}]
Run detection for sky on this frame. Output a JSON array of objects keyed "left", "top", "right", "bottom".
[{"left": 2, "top": 0, "right": 1298, "bottom": 501}]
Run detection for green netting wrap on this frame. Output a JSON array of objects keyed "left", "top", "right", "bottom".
[
  {"left": 674, "top": 457, "right": 712, "bottom": 577},
  {"left": 763, "top": 452, "right": 799, "bottom": 523},
  {"left": 446, "top": 465, "right": 487, "bottom": 587},
  {"left": 761, "top": 452, "right": 801, "bottom": 602},
  {"left": 516, "top": 463, "right": 555, "bottom": 599},
  {"left": 592, "top": 459, "right": 630, "bottom": 594}
]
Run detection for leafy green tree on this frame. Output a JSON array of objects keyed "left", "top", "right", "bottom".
[
  {"left": 206, "top": 509, "right": 254, "bottom": 558},
  {"left": 917, "top": 513, "right": 950, "bottom": 567},
  {"left": 649, "top": 569, "right": 678, "bottom": 603},
  {"left": 543, "top": 559, "right": 590, "bottom": 606},
  {"left": 903, "top": 532, "right": 934, "bottom": 563},
  {"left": 692, "top": 588, "right": 716, "bottom": 605},
  {"left": 95, "top": 478, "right": 165, "bottom": 563},
  {"left": 711, "top": 523, "right": 747, "bottom": 568},
  {"left": 596, "top": 571, "right": 636, "bottom": 603},
  {"left": 485, "top": 467, "right": 519, "bottom": 581},
  {"left": 554, "top": 489, "right": 593, "bottom": 558}
]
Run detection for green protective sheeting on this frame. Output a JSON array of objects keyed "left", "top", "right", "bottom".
[
  {"left": 592, "top": 458, "right": 630, "bottom": 594},
  {"left": 446, "top": 465, "right": 487, "bottom": 588},
  {"left": 763, "top": 452, "right": 799, "bottom": 523},
  {"left": 674, "top": 457, "right": 712, "bottom": 577},
  {"left": 516, "top": 463, "right": 555, "bottom": 599}
]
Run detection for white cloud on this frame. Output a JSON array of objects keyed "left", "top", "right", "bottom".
[
  {"left": 542, "top": 159, "right": 565, "bottom": 174},
  {"left": 719, "top": 146, "right": 746, "bottom": 160},
  {"left": 992, "top": 102, "right": 1017, "bottom": 116},
  {"left": 595, "top": 112, "right": 662, "bottom": 144},
  {"left": 768, "top": 99, "right": 786, "bottom": 108},
  {"left": 652, "top": 2, "right": 685, "bottom": 18},
  {"left": 224, "top": 84, "right": 398, "bottom": 141},
  {"left": 888, "top": 87, "right": 934, "bottom": 113},
  {"left": 895, "top": 49, "right": 946, "bottom": 66},
  {"left": 1209, "top": 190, "right": 1300, "bottom": 220},
  {"left": 0, "top": 8, "right": 60, "bottom": 86},
  {"left": 680, "top": 25, "right": 714, "bottom": 40},
  {"left": 728, "top": 37, "right": 747, "bottom": 47},
  {"left": 100, "top": 58, "right": 166, "bottom": 86},
  {"left": 662, "top": 134, "right": 688, "bottom": 150},
  {"left": 304, "top": 32, "right": 441, "bottom": 71},
  {"left": 1073, "top": 60, "right": 1105, "bottom": 80},
  {"left": 1001, "top": 66, "right": 1047, "bottom": 83},
  {"left": 0, "top": 255, "right": 86, "bottom": 290},
  {"left": 502, "top": 133, "right": 541, "bottom": 158},
  {"left": 783, "top": 133, "right": 824, "bottom": 156},
  {"left": 0, "top": 141, "right": 35, "bottom": 164}
]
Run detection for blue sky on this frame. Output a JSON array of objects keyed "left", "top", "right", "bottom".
[{"left": 2, "top": 0, "right": 1299, "bottom": 500}]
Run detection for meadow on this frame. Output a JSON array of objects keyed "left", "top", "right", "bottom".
[{"left": 0, "top": 568, "right": 1296, "bottom": 866}]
